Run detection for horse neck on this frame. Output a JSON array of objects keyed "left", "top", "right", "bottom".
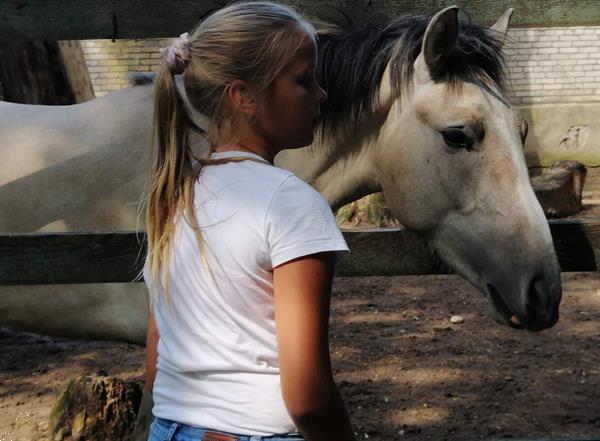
[{"left": 275, "top": 123, "right": 383, "bottom": 211}]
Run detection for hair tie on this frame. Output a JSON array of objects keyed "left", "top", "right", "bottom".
[{"left": 160, "top": 32, "right": 192, "bottom": 75}]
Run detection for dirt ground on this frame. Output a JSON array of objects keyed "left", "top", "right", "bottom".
[{"left": 1, "top": 272, "right": 599, "bottom": 441}]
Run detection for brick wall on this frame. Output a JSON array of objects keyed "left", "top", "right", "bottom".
[
  {"left": 81, "top": 27, "right": 600, "bottom": 104},
  {"left": 81, "top": 38, "right": 168, "bottom": 96},
  {"left": 505, "top": 27, "right": 600, "bottom": 105}
]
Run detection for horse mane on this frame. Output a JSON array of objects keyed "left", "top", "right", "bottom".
[
  {"left": 315, "top": 12, "right": 506, "bottom": 140},
  {"left": 128, "top": 72, "right": 156, "bottom": 86}
]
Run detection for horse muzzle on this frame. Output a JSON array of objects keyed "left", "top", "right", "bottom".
[{"left": 487, "top": 275, "right": 562, "bottom": 332}]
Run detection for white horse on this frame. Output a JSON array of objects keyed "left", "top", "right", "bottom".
[{"left": 0, "top": 7, "right": 561, "bottom": 344}]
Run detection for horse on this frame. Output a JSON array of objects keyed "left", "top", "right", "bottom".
[{"left": 0, "top": 6, "right": 562, "bottom": 345}]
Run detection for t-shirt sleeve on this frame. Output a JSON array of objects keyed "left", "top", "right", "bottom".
[{"left": 265, "top": 175, "right": 350, "bottom": 269}]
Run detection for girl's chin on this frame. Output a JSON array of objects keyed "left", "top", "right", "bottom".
[{"left": 284, "top": 133, "right": 315, "bottom": 149}]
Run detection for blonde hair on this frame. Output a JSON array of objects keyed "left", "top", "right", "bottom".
[{"left": 145, "top": 1, "right": 316, "bottom": 303}]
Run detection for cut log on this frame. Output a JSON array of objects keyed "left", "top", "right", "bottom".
[
  {"left": 530, "top": 160, "right": 587, "bottom": 218},
  {"left": 49, "top": 375, "right": 143, "bottom": 441}
]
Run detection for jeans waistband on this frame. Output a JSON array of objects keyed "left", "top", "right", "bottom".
[{"left": 150, "top": 417, "right": 304, "bottom": 441}]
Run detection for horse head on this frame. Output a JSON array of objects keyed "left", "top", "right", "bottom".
[{"left": 374, "top": 7, "right": 561, "bottom": 331}]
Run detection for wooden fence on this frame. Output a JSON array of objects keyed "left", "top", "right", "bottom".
[
  {"left": 1, "top": 0, "right": 600, "bottom": 42},
  {"left": 0, "top": 2, "right": 599, "bottom": 277},
  {"left": 0, "top": 0, "right": 600, "bottom": 285},
  {"left": 1, "top": 220, "right": 599, "bottom": 285},
  {"left": 1, "top": 0, "right": 598, "bottom": 285}
]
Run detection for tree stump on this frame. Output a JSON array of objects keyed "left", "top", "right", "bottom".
[
  {"left": 335, "top": 193, "right": 401, "bottom": 228},
  {"left": 530, "top": 160, "right": 587, "bottom": 218},
  {"left": 49, "top": 375, "right": 143, "bottom": 441}
]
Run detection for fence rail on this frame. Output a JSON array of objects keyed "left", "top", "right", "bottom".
[
  {"left": 1, "top": 0, "right": 599, "bottom": 41},
  {"left": 2, "top": 219, "right": 599, "bottom": 286}
]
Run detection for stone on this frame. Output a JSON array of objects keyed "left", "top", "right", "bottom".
[
  {"left": 49, "top": 374, "right": 143, "bottom": 441},
  {"left": 530, "top": 160, "right": 587, "bottom": 218},
  {"left": 450, "top": 315, "right": 464, "bottom": 324}
]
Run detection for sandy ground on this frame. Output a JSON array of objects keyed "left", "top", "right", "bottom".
[{"left": 1, "top": 272, "right": 599, "bottom": 441}]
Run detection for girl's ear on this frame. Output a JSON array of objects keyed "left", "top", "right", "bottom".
[{"left": 228, "top": 79, "right": 257, "bottom": 116}]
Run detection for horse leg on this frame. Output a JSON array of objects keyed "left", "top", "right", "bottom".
[{"left": 0, "top": 284, "right": 149, "bottom": 344}]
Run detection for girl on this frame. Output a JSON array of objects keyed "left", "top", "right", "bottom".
[{"left": 144, "top": 2, "right": 356, "bottom": 440}]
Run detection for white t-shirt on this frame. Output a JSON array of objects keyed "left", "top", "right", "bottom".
[{"left": 144, "top": 150, "right": 350, "bottom": 435}]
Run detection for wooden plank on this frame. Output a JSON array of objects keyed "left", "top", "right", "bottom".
[
  {"left": 1, "top": 0, "right": 598, "bottom": 41},
  {"left": 549, "top": 220, "right": 600, "bottom": 271},
  {"left": 0, "top": 231, "right": 146, "bottom": 285},
  {"left": 1, "top": 220, "right": 600, "bottom": 286},
  {"left": 336, "top": 227, "right": 451, "bottom": 277}
]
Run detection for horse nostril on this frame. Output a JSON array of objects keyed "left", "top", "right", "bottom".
[
  {"left": 526, "top": 276, "right": 548, "bottom": 317},
  {"left": 523, "top": 275, "right": 562, "bottom": 331}
]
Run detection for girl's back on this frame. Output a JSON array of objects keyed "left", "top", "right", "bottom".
[{"left": 147, "top": 150, "right": 347, "bottom": 435}]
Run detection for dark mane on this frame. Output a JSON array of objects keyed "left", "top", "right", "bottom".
[
  {"left": 315, "top": 12, "right": 506, "bottom": 139},
  {"left": 128, "top": 72, "right": 156, "bottom": 86}
]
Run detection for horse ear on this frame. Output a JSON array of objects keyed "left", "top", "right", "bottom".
[
  {"left": 489, "top": 8, "right": 513, "bottom": 48},
  {"left": 377, "top": 60, "right": 394, "bottom": 113},
  {"left": 414, "top": 5, "right": 459, "bottom": 83}
]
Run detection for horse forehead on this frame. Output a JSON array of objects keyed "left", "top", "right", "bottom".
[{"left": 414, "top": 82, "right": 509, "bottom": 123}]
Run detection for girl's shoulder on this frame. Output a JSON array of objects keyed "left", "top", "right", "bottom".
[{"left": 268, "top": 172, "right": 332, "bottom": 218}]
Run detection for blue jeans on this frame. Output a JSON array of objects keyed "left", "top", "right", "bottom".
[{"left": 148, "top": 417, "right": 304, "bottom": 441}]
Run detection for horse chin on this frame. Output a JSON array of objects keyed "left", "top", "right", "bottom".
[
  {"left": 486, "top": 284, "right": 557, "bottom": 332},
  {"left": 486, "top": 284, "right": 525, "bottom": 330}
]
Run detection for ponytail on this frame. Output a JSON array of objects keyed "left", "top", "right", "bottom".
[{"left": 145, "top": 65, "right": 208, "bottom": 305}]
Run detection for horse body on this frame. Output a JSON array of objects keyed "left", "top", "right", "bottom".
[
  {"left": 0, "top": 85, "right": 153, "bottom": 232},
  {"left": 0, "top": 7, "right": 560, "bottom": 343},
  {"left": 0, "top": 87, "right": 155, "bottom": 343}
]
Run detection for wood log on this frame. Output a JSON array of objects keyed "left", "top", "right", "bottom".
[
  {"left": 530, "top": 161, "right": 587, "bottom": 218},
  {"left": 49, "top": 375, "right": 143, "bottom": 441}
]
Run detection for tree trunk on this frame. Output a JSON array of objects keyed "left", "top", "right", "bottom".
[{"left": 0, "top": 40, "right": 94, "bottom": 104}]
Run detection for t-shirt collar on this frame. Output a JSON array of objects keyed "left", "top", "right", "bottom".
[{"left": 210, "top": 150, "right": 269, "bottom": 163}]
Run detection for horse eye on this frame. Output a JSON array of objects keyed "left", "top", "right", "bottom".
[{"left": 440, "top": 128, "right": 474, "bottom": 151}]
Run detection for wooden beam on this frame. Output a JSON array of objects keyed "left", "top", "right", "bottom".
[
  {"left": 0, "top": 231, "right": 146, "bottom": 285},
  {"left": 336, "top": 228, "right": 451, "bottom": 277},
  {"left": 549, "top": 220, "right": 600, "bottom": 271},
  {"left": 1, "top": 0, "right": 598, "bottom": 41},
  {"left": 1, "top": 220, "right": 599, "bottom": 286}
]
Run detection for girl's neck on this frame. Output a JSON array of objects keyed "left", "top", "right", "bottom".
[
  {"left": 213, "top": 119, "right": 278, "bottom": 164},
  {"left": 212, "top": 142, "right": 276, "bottom": 165}
]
